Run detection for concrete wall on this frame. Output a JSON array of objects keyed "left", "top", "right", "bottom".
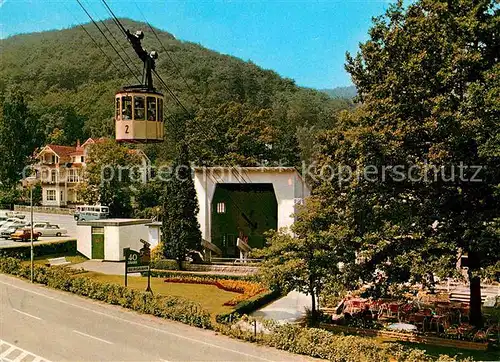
[
  {"left": 15, "top": 205, "right": 74, "bottom": 215},
  {"left": 148, "top": 227, "right": 161, "bottom": 248},
  {"left": 77, "top": 224, "right": 92, "bottom": 259},
  {"left": 114, "top": 224, "right": 149, "bottom": 261}
]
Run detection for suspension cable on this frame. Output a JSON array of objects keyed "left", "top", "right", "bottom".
[
  {"left": 76, "top": 0, "right": 141, "bottom": 84},
  {"left": 96, "top": 2, "right": 142, "bottom": 77},
  {"left": 134, "top": 3, "right": 203, "bottom": 107},
  {"left": 62, "top": 2, "right": 122, "bottom": 75}
]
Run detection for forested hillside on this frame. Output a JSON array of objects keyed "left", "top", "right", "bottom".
[
  {"left": 0, "top": 19, "right": 353, "bottom": 166},
  {"left": 320, "top": 86, "right": 357, "bottom": 99}
]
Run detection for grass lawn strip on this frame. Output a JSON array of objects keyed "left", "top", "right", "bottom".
[{"left": 82, "top": 271, "right": 237, "bottom": 317}]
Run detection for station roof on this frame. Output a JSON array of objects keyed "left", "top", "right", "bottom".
[
  {"left": 77, "top": 218, "right": 152, "bottom": 227},
  {"left": 193, "top": 166, "right": 299, "bottom": 173}
]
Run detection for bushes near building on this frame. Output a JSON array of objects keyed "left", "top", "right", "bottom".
[{"left": 0, "top": 239, "right": 77, "bottom": 259}]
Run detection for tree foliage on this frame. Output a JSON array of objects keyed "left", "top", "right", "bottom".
[
  {"left": 84, "top": 139, "right": 142, "bottom": 217},
  {"left": 255, "top": 197, "right": 357, "bottom": 321},
  {"left": 161, "top": 144, "right": 202, "bottom": 268},
  {"left": 303, "top": 0, "right": 500, "bottom": 326},
  {"left": 261, "top": 0, "right": 499, "bottom": 328},
  {"left": 0, "top": 90, "right": 43, "bottom": 188}
]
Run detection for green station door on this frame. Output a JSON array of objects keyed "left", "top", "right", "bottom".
[
  {"left": 211, "top": 183, "right": 278, "bottom": 258},
  {"left": 91, "top": 227, "right": 105, "bottom": 259}
]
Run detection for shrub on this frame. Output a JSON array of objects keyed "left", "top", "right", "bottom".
[
  {"left": 150, "top": 259, "right": 180, "bottom": 270},
  {"left": 265, "top": 324, "right": 441, "bottom": 362},
  {"left": 0, "top": 239, "right": 77, "bottom": 259}
]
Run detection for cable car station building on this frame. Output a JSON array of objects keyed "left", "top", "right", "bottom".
[{"left": 194, "top": 167, "right": 310, "bottom": 259}]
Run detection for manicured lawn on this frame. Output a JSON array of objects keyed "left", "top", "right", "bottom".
[
  {"left": 22, "top": 253, "right": 88, "bottom": 266},
  {"left": 81, "top": 271, "right": 237, "bottom": 317}
]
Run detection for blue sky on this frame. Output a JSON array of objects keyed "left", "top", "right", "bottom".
[{"left": 0, "top": 0, "right": 390, "bottom": 88}]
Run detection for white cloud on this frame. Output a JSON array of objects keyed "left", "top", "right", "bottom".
[{"left": 0, "top": 0, "right": 6, "bottom": 8}]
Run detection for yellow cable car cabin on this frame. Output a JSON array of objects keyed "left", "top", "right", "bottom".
[
  {"left": 115, "top": 86, "right": 164, "bottom": 143},
  {"left": 115, "top": 29, "right": 165, "bottom": 143}
]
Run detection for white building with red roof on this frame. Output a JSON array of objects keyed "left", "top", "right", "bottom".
[{"left": 33, "top": 138, "right": 149, "bottom": 207}]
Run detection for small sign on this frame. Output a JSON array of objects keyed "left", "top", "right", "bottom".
[
  {"left": 127, "top": 265, "right": 149, "bottom": 273},
  {"left": 123, "top": 239, "right": 152, "bottom": 293}
]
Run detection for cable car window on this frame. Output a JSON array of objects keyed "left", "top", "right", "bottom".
[
  {"left": 115, "top": 98, "right": 120, "bottom": 119},
  {"left": 134, "top": 96, "right": 145, "bottom": 120},
  {"left": 158, "top": 98, "right": 163, "bottom": 122},
  {"left": 147, "top": 97, "right": 156, "bottom": 121},
  {"left": 122, "top": 96, "right": 132, "bottom": 120}
]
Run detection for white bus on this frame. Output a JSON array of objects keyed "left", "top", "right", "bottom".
[{"left": 74, "top": 205, "right": 110, "bottom": 221}]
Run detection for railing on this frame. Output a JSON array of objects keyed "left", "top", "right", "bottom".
[
  {"left": 14, "top": 205, "right": 75, "bottom": 215},
  {"left": 210, "top": 257, "right": 262, "bottom": 265}
]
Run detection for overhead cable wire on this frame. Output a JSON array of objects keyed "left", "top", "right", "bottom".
[
  {"left": 95, "top": 1, "right": 142, "bottom": 76},
  {"left": 76, "top": 0, "right": 141, "bottom": 84},
  {"left": 62, "top": 2, "right": 122, "bottom": 75},
  {"left": 134, "top": 3, "right": 203, "bottom": 107}
]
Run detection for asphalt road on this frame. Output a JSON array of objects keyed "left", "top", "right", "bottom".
[
  {"left": 0, "top": 274, "right": 314, "bottom": 362},
  {"left": 0, "top": 211, "right": 76, "bottom": 248}
]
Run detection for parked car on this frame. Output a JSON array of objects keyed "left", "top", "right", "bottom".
[
  {"left": 0, "top": 216, "right": 14, "bottom": 227},
  {"left": 0, "top": 220, "right": 28, "bottom": 239},
  {"left": 6, "top": 211, "right": 26, "bottom": 219},
  {"left": 11, "top": 228, "right": 41, "bottom": 242},
  {"left": 33, "top": 223, "right": 67, "bottom": 237}
]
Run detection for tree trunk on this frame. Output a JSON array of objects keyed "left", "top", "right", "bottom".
[
  {"left": 467, "top": 251, "right": 483, "bottom": 328},
  {"left": 309, "top": 287, "right": 317, "bottom": 326},
  {"left": 177, "top": 257, "right": 184, "bottom": 271}
]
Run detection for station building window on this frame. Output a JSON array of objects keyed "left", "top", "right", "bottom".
[{"left": 216, "top": 202, "right": 226, "bottom": 214}]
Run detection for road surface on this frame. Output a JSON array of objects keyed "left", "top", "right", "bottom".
[{"left": 0, "top": 274, "right": 314, "bottom": 361}]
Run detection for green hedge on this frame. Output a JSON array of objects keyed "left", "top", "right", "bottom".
[
  {"left": 216, "top": 289, "right": 281, "bottom": 323},
  {"left": 0, "top": 257, "right": 212, "bottom": 329},
  {"left": 150, "top": 259, "right": 181, "bottom": 270},
  {"left": 265, "top": 324, "right": 462, "bottom": 362},
  {"left": 0, "top": 239, "right": 77, "bottom": 259}
]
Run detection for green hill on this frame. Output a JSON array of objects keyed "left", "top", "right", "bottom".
[
  {"left": 0, "top": 19, "right": 353, "bottom": 165},
  {"left": 320, "top": 86, "right": 357, "bottom": 99}
]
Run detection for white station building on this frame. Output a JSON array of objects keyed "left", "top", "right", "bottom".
[{"left": 77, "top": 167, "right": 310, "bottom": 261}]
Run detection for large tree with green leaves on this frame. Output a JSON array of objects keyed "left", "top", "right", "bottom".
[
  {"left": 161, "top": 143, "right": 202, "bottom": 269},
  {"left": 84, "top": 139, "right": 142, "bottom": 217},
  {"left": 322, "top": 0, "right": 500, "bottom": 327},
  {"left": 255, "top": 197, "right": 357, "bottom": 322},
  {"left": 0, "top": 90, "right": 43, "bottom": 188}
]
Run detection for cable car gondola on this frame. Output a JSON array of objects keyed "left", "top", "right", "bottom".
[{"left": 115, "top": 30, "right": 164, "bottom": 143}]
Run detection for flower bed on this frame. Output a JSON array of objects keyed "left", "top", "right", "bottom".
[{"left": 164, "top": 276, "right": 267, "bottom": 306}]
